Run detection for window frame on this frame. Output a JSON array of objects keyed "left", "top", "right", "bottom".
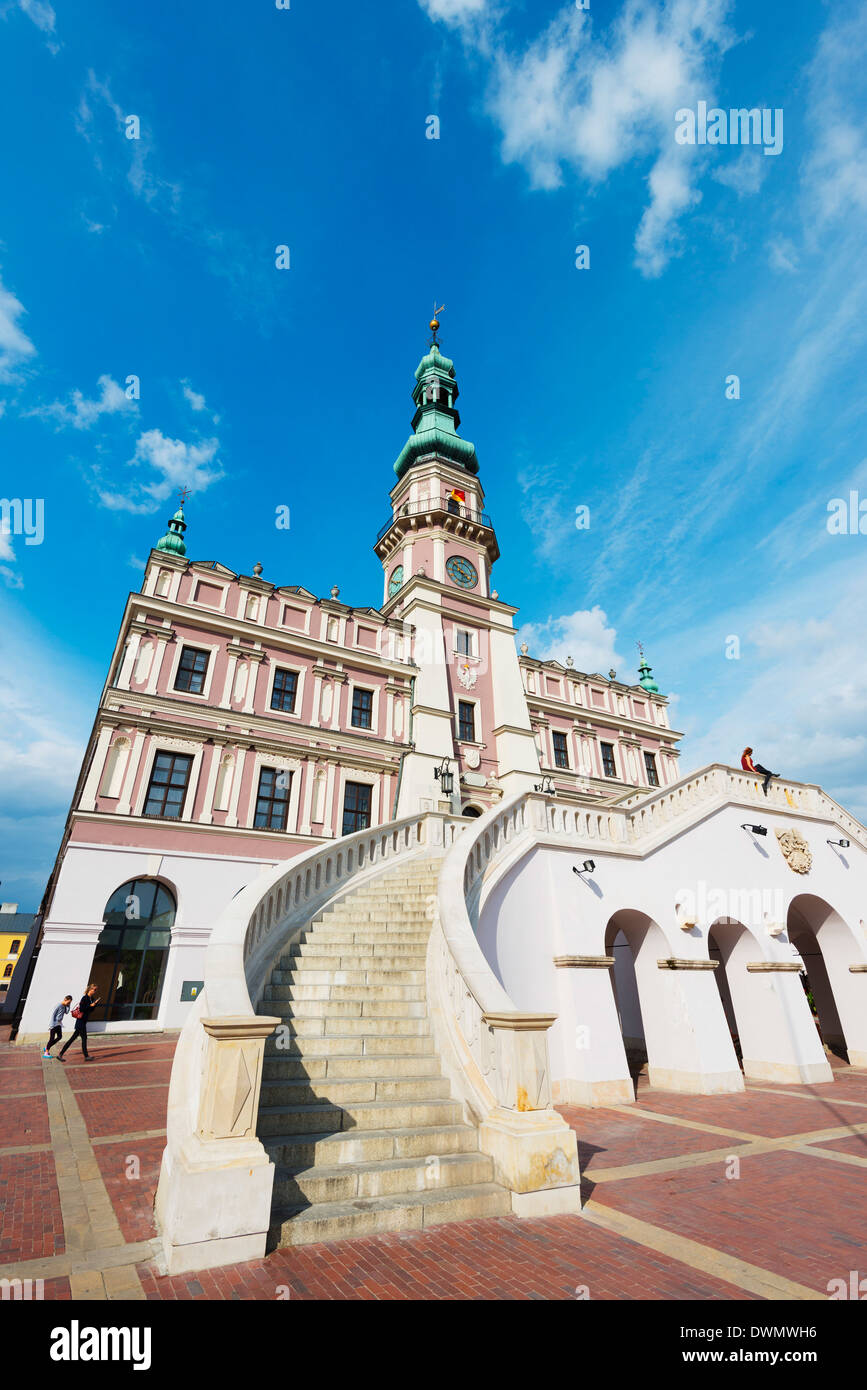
[
  {"left": 253, "top": 765, "right": 291, "bottom": 832},
  {"left": 552, "top": 730, "right": 570, "bottom": 769},
  {"left": 351, "top": 685, "right": 375, "bottom": 731},
  {"left": 342, "top": 780, "right": 373, "bottom": 836},
  {"left": 142, "top": 751, "right": 194, "bottom": 820},
  {"left": 644, "top": 751, "right": 660, "bottom": 788},
  {"left": 600, "top": 742, "right": 618, "bottom": 778},
  {"left": 271, "top": 666, "right": 299, "bottom": 714},
  {"left": 457, "top": 699, "right": 476, "bottom": 743}
]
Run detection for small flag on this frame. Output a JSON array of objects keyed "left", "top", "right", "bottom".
[{"left": 450, "top": 489, "right": 466, "bottom": 504}]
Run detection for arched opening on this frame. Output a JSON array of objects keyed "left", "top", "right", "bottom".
[
  {"left": 461, "top": 804, "right": 483, "bottom": 818},
  {"left": 608, "top": 927, "right": 646, "bottom": 1086},
  {"left": 605, "top": 910, "right": 676, "bottom": 1094},
  {"left": 788, "top": 895, "right": 855, "bottom": 1066},
  {"left": 90, "top": 879, "right": 176, "bottom": 1023}
]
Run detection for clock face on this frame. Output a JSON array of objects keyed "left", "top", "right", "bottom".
[
  {"left": 446, "top": 555, "right": 478, "bottom": 589},
  {"left": 388, "top": 565, "right": 404, "bottom": 597}
]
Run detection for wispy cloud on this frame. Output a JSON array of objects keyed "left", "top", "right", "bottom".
[
  {"left": 97, "top": 428, "right": 224, "bottom": 513},
  {"left": 0, "top": 269, "right": 37, "bottom": 384},
  {"left": 517, "top": 605, "right": 623, "bottom": 675},
  {"left": 28, "top": 373, "right": 138, "bottom": 430},
  {"left": 420, "top": 0, "right": 740, "bottom": 276}
]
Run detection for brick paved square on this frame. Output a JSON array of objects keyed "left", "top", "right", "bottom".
[
  {"left": 93, "top": 1137, "right": 164, "bottom": 1243},
  {"left": 75, "top": 1084, "right": 170, "bottom": 1139},
  {"left": 0, "top": 1152, "right": 65, "bottom": 1261}
]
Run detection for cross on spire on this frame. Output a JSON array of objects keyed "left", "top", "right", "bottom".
[{"left": 178, "top": 486, "right": 191, "bottom": 507}]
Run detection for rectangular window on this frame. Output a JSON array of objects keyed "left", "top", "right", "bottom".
[
  {"left": 174, "top": 646, "right": 210, "bottom": 694},
  {"left": 552, "top": 731, "right": 569, "bottom": 769},
  {"left": 351, "top": 687, "right": 374, "bottom": 730},
  {"left": 271, "top": 667, "right": 298, "bottom": 713},
  {"left": 342, "top": 781, "right": 372, "bottom": 836},
  {"left": 600, "top": 742, "right": 617, "bottom": 778},
  {"left": 143, "top": 752, "right": 193, "bottom": 819},
  {"left": 455, "top": 629, "right": 473, "bottom": 656},
  {"left": 254, "top": 766, "right": 291, "bottom": 831},
  {"left": 10, "top": 940, "right": 21, "bottom": 955},
  {"left": 644, "top": 752, "right": 660, "bottom": 788},
  {"left": 458, "top": 700, "right": 476, "bottom": 742}
]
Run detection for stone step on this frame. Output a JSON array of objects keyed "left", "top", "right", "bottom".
[
  {"left": 263, "top": 1123, "right": 479, "bottom": 1168},
  {"left": 260, "top": 1074, "right": 451, "bottom": 1108},
  {"left": 265, "top": 982, "right": 426, "bottom": 1004},
  {"left": 277, "top": 998, "right": 428, "bottom": 1020},
  {"left": 285, "top": 943, "right": 427, "bottom": 962},
  {"left": 264, "top": 1015, "right": 432, "bottom": 1039},
  {"left": 264, "top": 1031, "right": 434, "bottom": 1057},
  {"left": 262, "top": 1052, "right": 441, "bottom": 1081},
  {"left": 273, "top": 1150, "right": 494, "bottom": 1206},
  {"left": 270, "top": 968, "right": 426, "bottom": 987},
  {"left": 271, "top": 1183, "right": 511, "bottom": 1247},
  {"left": 300, "top": 929, "right": 431, "bottom": 946},
  {"left": 257, "top": 1096, "right": 464, "bottom": 1136}
]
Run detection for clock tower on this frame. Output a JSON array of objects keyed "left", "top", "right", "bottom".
[{"left": 375, "top": 319, "right": 540, "bottom": 815}]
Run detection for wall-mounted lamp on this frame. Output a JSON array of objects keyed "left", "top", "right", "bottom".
[
  {"left": 573, "top": 860, "right": 595, "bottom": 878},
  {"left": 741, "top": 823, "right": 768, "bottom": 837},
  {"left": 827, "top": 838, "right": 850, "bottom": 849},
  {"left": 434, "top": 757, "right": 454, "bottom": 796},
  {"left": 534, "top": 775, "right": 555, "bottom": 794}
]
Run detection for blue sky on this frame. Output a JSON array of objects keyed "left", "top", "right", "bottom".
[{"left": 1, "top": 0, "right": 866, "bottom": 908}]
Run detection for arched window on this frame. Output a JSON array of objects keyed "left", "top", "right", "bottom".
[
  {"left": 89, "top": 879, "right": 176, "bottom": 1022},
  {"left": 462, "top": 804, "right": 483, "bottom": 818}
]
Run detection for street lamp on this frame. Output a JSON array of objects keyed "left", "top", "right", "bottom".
[
  {"left": 573, "top": 860, "right": 595, "bottom": 878},
  {"left": 434, "top": 757, "right": 454, "bottom": 796},
  {"left": 827, "top": 838, "right": 850, "bottom": 848},
  {"left": 534, "top": 775, "right": 555, "bottom": 794},
  {"left": 741, "top": 824, "right": 768, "bottom": 837}
]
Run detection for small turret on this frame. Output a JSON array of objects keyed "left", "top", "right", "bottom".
[
  {"left": 156, "top": 494, "right": 188, "bottom": 556},
  {"left": 637, "top": 642, "right": 659, "bottom": 694}
]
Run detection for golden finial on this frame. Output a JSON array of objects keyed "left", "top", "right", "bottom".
[{"left": 430, "top": 302, "right": 445, "bottom": 335}]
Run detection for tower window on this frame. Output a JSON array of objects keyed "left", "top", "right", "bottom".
[
  {"left": 644, "top": 752, "right": 660, "bottom": 787},
  {"left": 600, "top": 742, "right": 617, "bottom": 778},
  {"left": 342, "top": 781, "right": 372, "bottom": 835},
  {"left": 351, "top": 687, "right": 374, "bottom": 730},
  {"left": 271, "top": 668, "right": 298, "bottom": 713},
  {"left": 455, "top": 629, "right": 473, "bottom": 656},
  {"left": 458, "top": 701, "right": 476, "bottom": 742},
  {"left": 143, "top": 752, "right": 193, "bottom": 819},
  {"left": 254, "top": 767, "right": 291, "bottom": 831},
  {"left": 552, "top": 732, "right": 569, "bottom": 769},
  {"left": 174, "top": 646, "right": 210, "bottom": 694}
]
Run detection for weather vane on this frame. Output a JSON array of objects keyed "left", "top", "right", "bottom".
[
  {"left": 430, "top": 302, "right": 445, "bottom": 342},
  {"left": 178, "top": 486, "right": 191, "bottom": 507}
]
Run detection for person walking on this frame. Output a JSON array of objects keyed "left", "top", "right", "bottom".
[
  {"left": 58, "top": 984, "right": 100, "bottom": 1062},
  {"left": 742, "top": 747, "right": 778, "bottom": 796},
  {"left": 43, "top": 996, "right": 72, "bottom": 1058}
]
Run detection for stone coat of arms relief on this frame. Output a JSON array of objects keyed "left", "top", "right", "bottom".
[{"left": 775, "top": 827, "right": 812, "bottom": 874}]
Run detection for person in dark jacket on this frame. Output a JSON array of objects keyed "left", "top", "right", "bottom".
[
  {"left": 43, "top": 996, "right": 72, "bottom": 1058},
  {"left": 742, "top": 747, "right": 778, "bottom": 796},
  {"left": 58, "top": 984, "right": 100, "bottom": 1061}
]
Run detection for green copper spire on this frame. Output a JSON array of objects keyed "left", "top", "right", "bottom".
[
  {"left": 155, "top": 497, "right": 188, "bottom": 556},
  {"left": 637, "top": 642, "right": 659, "bottom": 694},
  {"left": 393, "top": 318, "right": 479, "bottom": 479}
]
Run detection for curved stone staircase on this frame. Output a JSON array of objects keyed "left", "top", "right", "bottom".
[{"left": 256, "top": 856, "right": 510, "bottom": 1246}]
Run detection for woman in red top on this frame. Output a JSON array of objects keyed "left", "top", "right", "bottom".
[{"left": 742, "top": 747, "right": 777, "bottom": 796}]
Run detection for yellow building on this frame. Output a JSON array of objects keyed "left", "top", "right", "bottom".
[{"left": 0, "top": 905, "right": 33, "bottom": 1005}]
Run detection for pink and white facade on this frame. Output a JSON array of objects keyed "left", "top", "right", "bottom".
[{"left": 19, "top": 332, "right": 681, "bottom": 1038}]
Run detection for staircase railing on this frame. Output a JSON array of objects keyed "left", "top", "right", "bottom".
[{"left": 156, "top": 809, "right": 462, "bottom": 1274}]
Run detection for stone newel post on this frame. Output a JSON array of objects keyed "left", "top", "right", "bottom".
[
  {"left": 157, "top": 1013, "right": 280, "bottom": 1275},
  {"left": 478, "top": 1011, "right": 581, "bottom": 1216}
]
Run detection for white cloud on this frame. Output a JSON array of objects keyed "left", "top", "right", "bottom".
[
  {"left": 767, "top": 236, "right": 799, "bottom": 273},
  {"left": 0, "top": 270, "right": 37, "bottom": 383},
  {"left": 517, "top": 606, "right": 623, "bottom": 675},
  {"left": 182, "top": 381, "right": 207, "bottom": 412},
  {"left": 18, "top": 0, "right": 56, "bottom": 33},
  {"left": 802, "top": 7, "right": 867, "bottom": 227},
  {"left": 32, "top": 373, "right": 138, "bottom": 430},
  {"left": 711, "top": 150, "right": 766, "bottom": 197},
  {"left": 98, "top": 428, "right": 224, "bottom": 513},
  {"left": 424, "top": 0, "right": 737, "bottom": 275},
  {"left": 419, "top": 0, "right": 489, "bottom": 22}
]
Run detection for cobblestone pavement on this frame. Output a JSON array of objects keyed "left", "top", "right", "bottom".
[{"left": 1, "top": 1035, "right": 864, "bottom": 1300}]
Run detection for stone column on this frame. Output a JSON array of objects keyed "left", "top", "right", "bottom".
[
  {"left": 550, "top": 956, "right": 634, "bottom": 1106},
  {"left": 477, "top": 1011, "right": 581, "bottom": 1217},
  {"left": 156, "top": 1014, "right": 280, "bottom": 1274}
]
